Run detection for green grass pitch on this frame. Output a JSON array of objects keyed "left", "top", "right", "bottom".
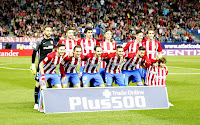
[{"left": 0, "top": 56, "right": 199, "bottom": 125}]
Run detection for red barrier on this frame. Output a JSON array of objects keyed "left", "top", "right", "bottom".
[{"left": 0, "top": 49, "right": 33, "bottom": 57}]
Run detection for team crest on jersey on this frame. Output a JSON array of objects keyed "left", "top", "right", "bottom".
[{"left": 50, "top": 40, "right": 53, "bottom": 44}]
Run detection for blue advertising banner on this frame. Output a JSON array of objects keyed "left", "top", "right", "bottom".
[
  {"left": 0, "top": 42, "right": 33, "bottom": 49},
  {"left": 40, "top": 86, "right": 169, "bottom": 114}
]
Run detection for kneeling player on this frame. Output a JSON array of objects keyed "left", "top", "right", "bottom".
[
  {"left": 104, "top": 46, "right": 126, "bottom": 87},
  {"left": 39, "top": 43, "right": 66, "bottom": 89},
  {"left": 60, "top": 45, "right": 85, "bottom": 88},
  {"left": 82, "top": 45, "right": 108, "bottom": 87},
  {"left": 122, "top": 46, "right": 151, "bottom": 86}
]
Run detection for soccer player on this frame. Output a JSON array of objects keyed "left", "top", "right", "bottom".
[
  {"left": 97, "top": 29, "right": 116, "bottom": 82},
  {"left": 104, "top": 46, "right": 126, "bottom": 87},
  {"left": 142, "top": 29, "right": 162, "bottom": 60},
  {"left": 122, "top": 46, "right": 151, "bottom": 86},
  {"left": 82, "top": 45, "right": 108, "bottom": 87},
  {"left": 77, "top": 27, "right": 97, "bottom": 78},
  {"left": 30, "top": 25, "right": 55, "bottom": 109},
  {"left": 60, "top": 45, "right": 85, "bottom": 88},
  {"left": 123, "top": 29, "right": 144, "bottom": 53},
  {"left": 57, "top": 28, "right": 77, "bottom": 54},
  {"left": 39, "top": 43, "right": 66, "bottom": 89},
  {"left": 123, "top": 29, "right": 146, "bottom": 82}
]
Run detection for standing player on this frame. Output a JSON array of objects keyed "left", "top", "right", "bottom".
[
  {"left": 57, "top": 28, "right": 77, "bottom": 54},
  {"left": 104, "top": 46, "right": 126, "bottom": 87},
  {"left": 39, "top": 43, "right": 66, "bottom": 89},
  {"left": 97, "top": 29, "right": 116, "bottom": 82},
  {"left": 143, "top": 29, "right": 162, "bottom": 60},
  {"left": 82, "top": 45, "right": 108, "bottom": 87},
  {"left": 123, "top": 29, "right": 144, "bottom": 53},
  {"left": 122, "top": 46, "right": 151, "bottom": 86},
  {"left": 60, "top": 45, "right": 85, "bottom": 88},
  {"left": 77, "top": 27, "right": 97, "bottom": 78},
  {"left": 30, "top": 25, "right": 55, "bottom": 110}
]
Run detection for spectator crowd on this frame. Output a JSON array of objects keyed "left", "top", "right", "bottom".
[{"left": 0, "top": 0, "right": 199, "bottom": 43}]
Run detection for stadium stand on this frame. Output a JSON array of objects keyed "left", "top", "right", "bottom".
[{"left": 0, "top": 0, "right": 199, "bottom": 42}]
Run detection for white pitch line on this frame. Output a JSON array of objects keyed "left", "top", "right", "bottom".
[
  {"left": 169, "top": 73, "right": 200, "bottom": 74},
  {"left": 0, "top": 63, "right": 13, "bottom": 65},
  {"left": 0, "top": 67, "right": 29, "bottom": 71},
  {"left": 168, "top": 66, "right": 200, "bottom": 71}
]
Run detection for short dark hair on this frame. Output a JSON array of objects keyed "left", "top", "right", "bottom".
[
  {"left": 94, "top": 45, "right": 102, "bottom": 51},
  {"left": 57, "top": 43, "right": 65, "bottom": 48},
  {"left": 66, "top": 27, "right": 74, "bottom": 33},
  {"left": 158, "top": 57, "right": 167, "bottom": 64},
  {"left": 84, "top": 27, "right": 93, "bottom": 33},
  {"left": 117, "top": 45, "right": 123, "bottom": 49},
  {"left": 135, "top": 29, "right": 143, "bottom": 34},
  {"left": 105, "top": 28, "right": 111, "bottom": 33},
  {"left": 73, "top": 45, "right": 82, "bottom": 51},
  {"left": 138, "top": 46, "right": 145, "bottom": 51},
  {"left": 44, "top": 25, "right": 51, "bottom": 30}
]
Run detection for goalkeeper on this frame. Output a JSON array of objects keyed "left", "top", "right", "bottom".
[{"left": 30, "top": 25, "right": 56, "bottom": 110}]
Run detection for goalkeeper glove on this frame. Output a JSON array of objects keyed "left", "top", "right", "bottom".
[{"left": 30, "top": 63, "right": 36, "bottom": 75}]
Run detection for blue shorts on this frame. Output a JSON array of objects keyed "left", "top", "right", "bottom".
[
  {"left": 99, "top": 68, "right": 105, "bottom": 80},
  {"left": 82, "top": 73, "right": 104, "bottom": 86},
  {"left": 62, "top": 73, "right": 80, "bottom": 86},
  {"left": 39, "top": 73, "right": 61, "bottom": 86},
  {"left": 92, "top": 68, "right": 106, "bottom": 85},
  {"left": 105, "top": 73, "right": 124, "bottom": 86},
  {"left": 131, "top": 68, "right": 146, "bottom": 82},
  {"left": 137, "top": 68, "right": 146, "bottom": 80},
  {"left": 79, "top": 66, "right": 84, "bottom": 78},
  {"left": 122, "top": 70, "right": 142, "bottom": 86}
]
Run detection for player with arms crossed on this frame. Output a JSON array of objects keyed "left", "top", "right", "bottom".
[
  {"left": 60, "top": 45, "right": 84, "bottom": 88},
  {"left": 30, "top": 25, "right": 55, "bottom": 110},
  {"left": 82, "top": 45, "right": 108, "bottom": 87},
  {"left": 97, "top": 29, "right": 116, "bottom": 81},
  {"left": 57, "top": 28, "right": 77, "bottom": 54},
  {"left": 122, "top": 46, "right": 151, "bottom": 86},
  {"left": 104, "top": 45, "right": 126, "bottom": 87}
]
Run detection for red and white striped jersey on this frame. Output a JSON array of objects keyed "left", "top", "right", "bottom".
[
  {"left": 83, "top": 53, "right": 108, "bottom": 73},
  {"left": 122, "top": 53, "right": 149, "bottom": 71},
  {"left": 123, "top": 40, "right": 143, "bottom": 53},
  {"left": 145, "top": 65, "right": 158, "bottom": 86},
  {"left": 77, "top": 38, "right": 97, "bottom": 66},
  {"left": 156, "top": 66, "right": 168, "bottom": 86},
  {"left": 42, "top": 52, "right": 63, "bottom": 74},
  {"left": 60, "top": 55, "right": 85, "bottom": 74},
  {"left": 142, "top": 39, "right": 162, "bottom": 60},
  {"left": 97, "top": 41, "right": 116, "bottom": 68},
  {"left": 58, "top": 39, "right": 77, "bottom": 54},
  {"left": 105, "top": 53, "right": 126, "bottom": 74}
]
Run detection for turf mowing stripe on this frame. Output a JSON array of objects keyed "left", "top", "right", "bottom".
[
  {"left": 0, "top": 67, "right": 29, "bottom": 71},
  {"left": 168, "top": 66, "right": 200, "bottom": 70}
]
